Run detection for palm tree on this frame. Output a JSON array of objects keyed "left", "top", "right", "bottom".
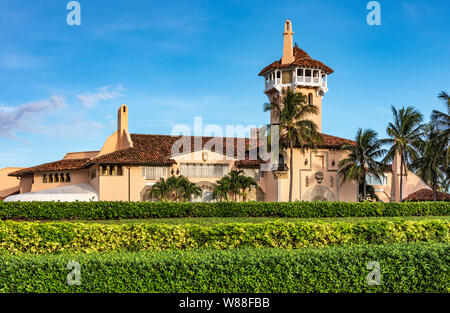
[
  {"left": 228, "top": 169, "right": 245, "bottom": 202},
  {"left": 381, "top": 106, "right": 423, "bottom": 202},
  {"left": 239, "top": 175, "right": 258, "bottom": 202},
  {"left": 264, "top": 88, "right": 321, "bottom": 201},
  {"left": 412, "top": 124, "right": 448, "bottom": 200},
  {"left": 180, "top": 177, "right": 203, "bottom": 201},
  {"left": 338, "top": 128, "right": 386, "bottom": 201},
  {"left": 431, "top": 91, "right": 450, "bottom": 168},
  {"left": 151, "top": 176, "right": 202, "bottom": 202},
  {"left": 212, "top": 176, "right": 230, "bottom": 201},
  {"left": 150, "top": 177, "right": 172, "bottom": 201}
]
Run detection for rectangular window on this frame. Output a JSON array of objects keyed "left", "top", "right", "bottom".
[
  {"left": 141, "top": 166, "right": 168, "bottom": 180},
  {"left": 282, "top": 71, "right": 293, "bottom": 84},
  {"left": 243, "top": 168, "right": 261, "bottom": 181},
  {"left": 180, "top": 163, "right": 228, "bottom": 178}
]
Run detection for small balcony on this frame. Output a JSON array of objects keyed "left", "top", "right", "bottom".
[{"left": 264, "top": 67, "right": 328, "bottom": 93}]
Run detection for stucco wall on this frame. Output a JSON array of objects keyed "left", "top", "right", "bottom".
[
  {"left": 0, "top": 167, "right": 22, "bottom": 198},
  {"left": 31, "top": 170, "right": 90, "bottom": 193}
]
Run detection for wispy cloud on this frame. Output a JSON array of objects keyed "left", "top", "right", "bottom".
[
  {"left": 0, "top": 96, "right": 67, "bottom": 139},
  {"left": 77, "top": 84, "right": 125, "bottom": 108}
]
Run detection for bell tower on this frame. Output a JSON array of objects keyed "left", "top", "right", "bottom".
[{"left": 259, "top": 20, "right": 334, "bottom": 133}]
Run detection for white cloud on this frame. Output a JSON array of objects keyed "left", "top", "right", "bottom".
[
  {"left": 77, "top": 84, "right": 125, "bottom": 108},
  {"left": 0, "top": 96, "right": 67, "bottom": 138}
]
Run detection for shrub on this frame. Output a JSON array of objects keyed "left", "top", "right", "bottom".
[
  {"left": 0, "top": 244, "right": 448, "bottom": 293},
  {"left": 0, "top": 201, "right": 448, "bottom": 220},
  {"left": 0, "top": 220, "right": 447, "bottom": 254}
]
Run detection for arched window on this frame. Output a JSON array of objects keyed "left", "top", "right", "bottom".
[
  {"left": 123, "top": 106, "right": 126, "bottom": 113},
  {"left": 60, "top": 173, "right": 65, "bottom": 182},
  {"left": 286, "top": 21, "right": 290, "bottom": 31},
  {"left": 49, "top": 174, "right": 53, "bottom": 183},
  {"left": 308, "top": 93, "right": 313, "bottom": 105},
  {"left": 278, "top": 154, "right": 285, "bottom": 168},
  {"left": 43, "top": 174, "right": 48, "bottom": 183},
  {"left": 66, "top": 173, "right": 71, "bottom": 182},
  {"left": 54, "top": 173, "right": 59, "bottom": 182}
]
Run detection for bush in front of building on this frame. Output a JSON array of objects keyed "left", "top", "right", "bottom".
[
  {"left": 0, "top": 243, "right": 448, "bottom": 292},
  {"left": 0, "top": 219, "right": 448, "bottom": 254},
  {"left": 0, "top": 200, "right": 448, "bottom": 220}
]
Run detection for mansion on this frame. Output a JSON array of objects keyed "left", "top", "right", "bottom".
[{"left": 1, "top": 20, "right": 430, "bottom": 202}]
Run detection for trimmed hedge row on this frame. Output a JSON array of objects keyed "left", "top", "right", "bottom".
[
  {"left": 0, "top": 220, "right": 447, "bottom": 254},
  {"left": 0, "top": 201, "right": 449, "bottom": 220},
  {"left": 0, "top": 244, "right": 448, "bottom": 292}
]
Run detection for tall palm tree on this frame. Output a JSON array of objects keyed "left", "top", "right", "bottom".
[
  {"left": 431, "top": 91, "right": 450, "bottom": 168},
  {"left": 381, "top": 106, "right": 423, "bottom": 202},
  {"left": 338, "top": 128, "right": 386, "bottom": 201},
  {"left": 412, "top": 124, "right": 447, "bottom": 201},
  {"left": 264, "top": 88, "right": 321, "bottom": 201}
]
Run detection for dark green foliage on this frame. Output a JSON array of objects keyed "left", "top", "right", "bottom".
[
  {"left": 0, "top": 244, "right": 448, "bottom": 293},
  {"left": 0, "top": 201, "right": 448, "bottom": 221}
]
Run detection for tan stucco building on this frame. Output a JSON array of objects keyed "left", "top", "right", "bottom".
[{"left": 2, "top": 20, "right": 431, "bottom": 202}]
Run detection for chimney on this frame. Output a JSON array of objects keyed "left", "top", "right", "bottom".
[
  {"left": 281, "top": 20, "right": 294, "bottom": 64},
  {"left": 118, "top": 104, "right": 128, "bottom": 134}
]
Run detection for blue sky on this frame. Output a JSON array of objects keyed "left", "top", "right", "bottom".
[{"left": 0, "top": 0, "right": 449, "bottom": 167}]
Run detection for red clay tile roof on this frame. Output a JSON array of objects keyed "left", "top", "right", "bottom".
[
  {"left": 10, "top": 132, "right": 354, "bottom": 176},
  {"left": 315, "top": 133, "right": 356, "bottom": 149},
  {"left": 403, "top": 188, "right": 450, "bottom": 202},
  {"left": 259, "top": 46, "right": 334, "bottom": 76},
  {"left": 8, "top": 159, "right": 90, "bottom": 177},
  {"left": 89, "top": 134, "right": 252, "bottom": 166}
]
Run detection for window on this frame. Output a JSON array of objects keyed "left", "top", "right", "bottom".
[
  {"left": 141, "top": 166, "right": 169, "bottom": 180},
  {"left": 297, "top": 69, "right": 303, "bottom": 76},
  {"left": 308, "top": 93, "right": 313, "bottom": 105},
  {"left": 99, "top": 165, "right": 124, "bottom": 176},
  {"left": 54, "top": 173, "right": 59, "bottom": 183},
  {"left": 60, "top": 173, "right": 65, "bottom": 182},
  {"left": 180, "top": 163, "right": 228, "bottom": 178},
  {"left": 49, "top": 174, "right": 53, "bottom": 183},
  {"left": 66, "top": 173, "right": 71, "bottom": 182},
  {"left": 366, "top": 173, "right": 387, "bottom": 185},
  {"left": 305, "top": 69, "right": 311, "bottom": 77},
  {"left": 243, "top": 168, "right": 261, "bottom": 181},
  {"left": 123, "top": 106, "right": 126, "bottom": 113},
  {"left": 43, "top": 174, "right": 48, "bottom": 183},
  {"left": 281, "top": 71, "right": 293, "bottom": 84},
  {"left": 276, "top": 71, "right": 280, "bottom": 78}
]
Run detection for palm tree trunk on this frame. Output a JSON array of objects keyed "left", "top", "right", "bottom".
[
  {"left": 356, "top": 149, "right": 360, "bottom": 202},
  {"left": 363, "top": 172, "right": 367, "bottom": 201},
  {"left": 399, "top": 152, "right": 404, "bottom": 203},
  {"left": 289, "top": 143, "right": 294, "bottom": 202}
]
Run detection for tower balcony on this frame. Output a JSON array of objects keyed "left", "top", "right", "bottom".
[{"left": 264, "top": 67, "right": 328, "bottom": 94}]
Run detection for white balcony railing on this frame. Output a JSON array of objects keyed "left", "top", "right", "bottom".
[{"left": 264, "top": 69, "right": 328, "bottom": 92}]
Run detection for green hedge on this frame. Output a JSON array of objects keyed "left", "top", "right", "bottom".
[
  {"left": 0, "top": 244, "right": 448, "bottom": 292},
  {"left": 0, "top": 220, "right": 447, "bottom": 254},
  {"left": 0, "top": 201, "right": 448, "bottom": 220}
]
